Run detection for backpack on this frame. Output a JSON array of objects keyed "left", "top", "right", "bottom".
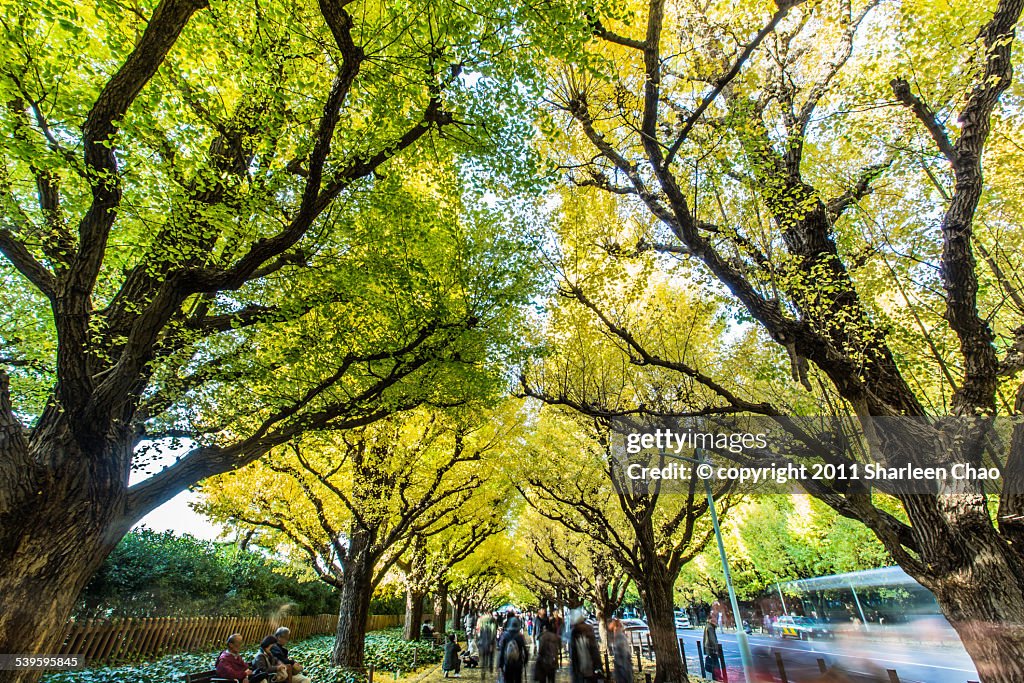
[
  {"left": 504, "top": 638, "right": 521, "bottom": 668},
  {"left": 541, "top": 639, "right": 557, "bottom": 671}
]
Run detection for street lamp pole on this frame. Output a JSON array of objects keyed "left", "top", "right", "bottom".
[{"left": 696, "top": 448, "right": 755, "bottom": 683}]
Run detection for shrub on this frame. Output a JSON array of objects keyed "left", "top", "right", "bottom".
[
  {"left": 76, "top": 529, "right": 339, "bottom": 619},
  {"left": 41, "top": 628, "right": 441, "bottom": 683}
]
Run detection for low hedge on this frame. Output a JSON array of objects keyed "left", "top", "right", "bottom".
[{"left": 42, "top": 627, "right": 441, "bottom": 683}]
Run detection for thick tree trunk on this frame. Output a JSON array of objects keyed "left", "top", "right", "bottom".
[
  {"left": 434, "top": 580, "right": 450, "bottom": 632},
  {"left": 593, "top": 572, "right": 624, "bottom": 653},
  {"left": 595, "top": 611, "right": 610, "bottom": 654},
  {"left": 639, "top": 571, "right": 685, "bottom": 683},
  {"left": 332, "top": 534, "right": 376, "bottom": 668},
  {"left": 451, "top": 596, "right": 465, "bottom": 637},
  {"left": 404, "top": 588, "right": 425, "bottom": 641},
  {"left": 925, "top": 532, "right": 1024, "bottom": 683},
  {"left": 0, "top": 515, "right": 121, "bottom": 683},
  {"left": 594, "top": 596, "right": 610, "bottom": 650},
  {"left": 0, "top": 408, "right": 130, "bottom": 683}
]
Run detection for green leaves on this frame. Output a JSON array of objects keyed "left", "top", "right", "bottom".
[
  {"left": 39, "top": 630, "right": 440, "bottom": 683},
  {"left": 77, "top": 528, "right": 339, "bottom": 619}
]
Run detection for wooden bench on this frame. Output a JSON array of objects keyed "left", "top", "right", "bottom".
[{"left": 183, "top": 670, "right": 234, "bottom": 683}]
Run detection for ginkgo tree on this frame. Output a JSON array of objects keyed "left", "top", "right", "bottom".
[
  {"left": 0, "top": 0, "right": 540, "bottom": 671},
  {"left": 396, "top": 481, "right": 511, "bottom": 640},
  {"left": 445, "top": 534, "right": 526, "bottom": 622},
  {"left": 516, "top": 403, "right": 733, "bottom": 683},
  {"left": 675, "top": 496, "right": 891, "bottom": 605},
  {"left": 520, "top": 508, "right": 631, "bottom": 648},
  {"left": 198, "top": 406, "right": 511, "bottom": 667},
  {"left": 530, "top": 0, "right": 1024, "bottom": 678}
]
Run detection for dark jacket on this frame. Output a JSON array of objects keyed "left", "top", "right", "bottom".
[
  {"left": 497, "top": 620, "right": 529, "bottom": 672},
  {"left": 251, "top": 650, "right": 280, "bottom": 682},
  {"left": 477, "top": 617, "right": 497, "bottom": 653},
  {"left": 534, "top": 629, "right": 561, "bottom": 676},
  {"left": 443, "top": 640, "right": 462, "bottom": 670},
  {"left": 270, "top": 643, "right": 294, "bottom": 666},
  {"left": 569, "top": 622, "right": 601, "bottom": 683},
  {"left": 703, "top": 624, "right": 721, "bottom": 674}
]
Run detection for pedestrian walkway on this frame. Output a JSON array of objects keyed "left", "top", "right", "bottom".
[{"left": 403, "top": 635, "right": 702, "bottom": 683}]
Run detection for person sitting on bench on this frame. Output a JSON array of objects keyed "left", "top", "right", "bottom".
[
  {"left": 216, "top": 634, "right": 254, "bottom": 683},
  {"left": 251, "top": 635, "right": 289, "bottom": 683},
  {"left": 271, "top": 627, "right": 312, "bottom": 683}
]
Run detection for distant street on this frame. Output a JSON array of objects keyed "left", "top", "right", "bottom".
[{"left": 674, "top": 627, "right": 981, "bottom": 683}]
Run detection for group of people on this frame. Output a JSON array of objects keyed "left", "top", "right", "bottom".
[
  {"left": 441, "top": 608, "right": 614, "bottom": 683},
  {"left": 216, "top": 628, "right": 312, "bottom": 683}
]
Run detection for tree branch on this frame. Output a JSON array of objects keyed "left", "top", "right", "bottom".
[
  {"left": 664, "top": 2, "right": 800, "bottom": 168},
  {"left": 0, "top": 229, "right": 56, "bottom": 299},
  {"left": 890, "top": 79, "right": 958, "bottom": 163}
]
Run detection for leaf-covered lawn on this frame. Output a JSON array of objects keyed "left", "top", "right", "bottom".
[{"left": 42, "top": 628, "right": 442, "bottom": 683}]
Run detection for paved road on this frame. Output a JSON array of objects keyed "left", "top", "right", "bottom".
[{"left": 674, "top": 628, "right": 980, "bottom": 683}]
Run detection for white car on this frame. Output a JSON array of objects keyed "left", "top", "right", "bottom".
[{"left": 674, "top": 611, "right": 691, "bottom": 629}]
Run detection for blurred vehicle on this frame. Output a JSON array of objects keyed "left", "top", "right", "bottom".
[
  {"left": 673, "top": 611, "right": 691, "bottom": 629},
  {"left": 773, "top": 615, "right": 833, "bottom": 640},
  {"left": 750, "top": 644, "right": 894, "bottom": 682},
  {"left": 620, "top": 618, "right": 648, "bottom": 633},
  {"left": 619, "top": 619, "right": 652, "bottom": 654}
]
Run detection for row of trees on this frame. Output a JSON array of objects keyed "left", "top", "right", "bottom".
[
  {"left": 515, "top": 0, "right": 1024, "bottom": 679},
  {"left": 197, "top": 407, "right": 521, "bottom": 661},
  {"left": 0, "top": 0, "right": 541, "bottom": 676},
  {"left": 3, "top": 0, "right": 1024, "bottom": 681}
]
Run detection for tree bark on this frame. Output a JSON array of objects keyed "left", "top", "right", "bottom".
[
  {"left": 921, "top": 522, "right": 1024, "bottom": 683},
  {"left": 451, "top": 596, "right": 466, "bottom": 637},
  {"left": 639, "top": 569, "right": 685, "bottom": 683},
  {"left": 404, "top": 587, "right": 426, "bottom": 641},
  {"left": 332, "top": 531, "right": 375, "bottom": 668},
  {"left": 434, "top": 580, "right": 450, "bottom": 632},
  {"left": 595, "top": 611, "right": 611, "bottom": 654},
  {"left": 0, "top": 409, "right": 133, "bottom": 683},
  {"left": 593, "top": 570, "right": 625, "bottom": 653},
  {"left": 0, "top": 512, "right": 124, "bottom": 683}
]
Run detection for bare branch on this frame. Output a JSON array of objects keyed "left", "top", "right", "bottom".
[
  {"left": 890, "top": 79, "right": 958, "bottom": 163},
  {"left": 0, "top": 229, "right": 56, "bottom": 299}
]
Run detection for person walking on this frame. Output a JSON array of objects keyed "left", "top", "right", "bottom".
[
  {"left": 497, "top": 616, "right": 529, "bottom": 683},
  {"left": 551, "top": 611, "right": 565, "bottom": 643},
  {"left": 702, "top": 622, "right": 722, "bottom": 681},
  {"left": 607, "top": 619, "right": 632, "bottom": 683},
  {"left": 568, "top": 613, "right": 602, "bottom": 683},
  {"left": 534, "top": 622, "right": 561, "bottom": 683},
  {"left": 535, "top": 608, "right": 550, "bottom": 637},
  {"left": 478, "top": 612, "right": 498, "bottom": 675}
]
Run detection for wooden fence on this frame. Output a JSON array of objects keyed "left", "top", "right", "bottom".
[{"left": 56, "top": 613, "right": 403, "bottom": 666}]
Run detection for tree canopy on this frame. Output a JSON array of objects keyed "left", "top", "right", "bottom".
[{"left": 4, "top": 0, "right": 1024, "bottom": 681}]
